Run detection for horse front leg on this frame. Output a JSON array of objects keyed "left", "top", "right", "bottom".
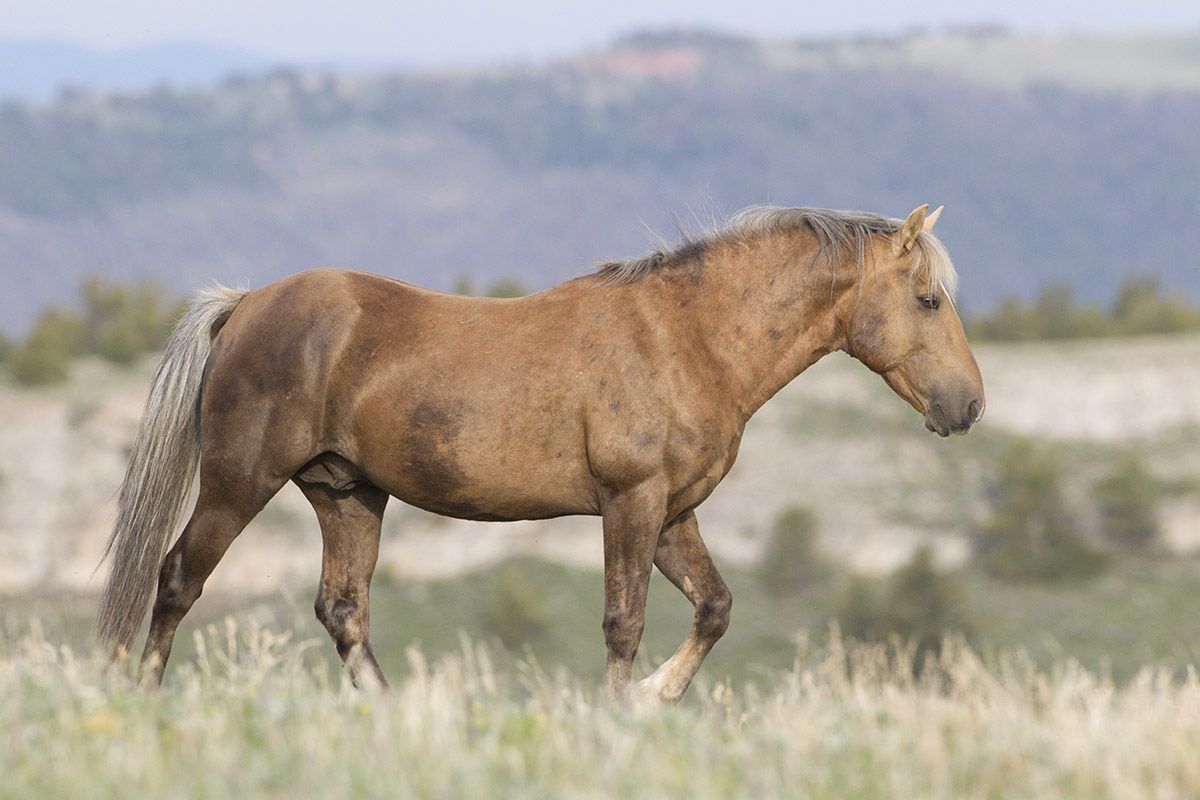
[
  {"left": 638, "top": 510, "right": 731, "bottom": 704},
  {"left": 599, "top": 480, "right": 668, "bottom": 700}
]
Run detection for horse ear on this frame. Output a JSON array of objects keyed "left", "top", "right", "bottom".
[
  {"left": 923, "top": 205, "right": 943, "bottom": 231},
  {"left": 893, "top": 204, "right": 928, "bottom": 256}
]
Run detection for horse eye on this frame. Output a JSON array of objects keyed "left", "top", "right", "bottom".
[{"left": 918, "top": 295, "right": 940, "bottom": 310}]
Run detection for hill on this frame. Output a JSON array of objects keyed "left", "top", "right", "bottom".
[
  {"left": 0, "top": 38, "right": 272, "bottom": 101},
  {"left": 1, "top": 29, "right": 1199, "bottom": 334}
]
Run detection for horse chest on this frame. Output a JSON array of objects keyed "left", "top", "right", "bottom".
[{"left": 665, "top": 428, "right": 744, "bottom": 516}]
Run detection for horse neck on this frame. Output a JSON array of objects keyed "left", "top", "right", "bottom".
[{"left": 649, "top": 232, "right": 849, "bottom": 421}]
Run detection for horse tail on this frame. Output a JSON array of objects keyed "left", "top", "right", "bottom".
[{"left": 97, "top": 284, "right": 248, "bottom": 655}]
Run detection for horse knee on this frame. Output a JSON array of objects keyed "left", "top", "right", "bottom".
[
  {"left": 602, "top": 609, "right": 645, "bottom": 661},
  {"left": 696, "top": 586, "right": 732, "bottom": 642}
]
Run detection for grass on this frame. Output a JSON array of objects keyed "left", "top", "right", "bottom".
[
  {"left": 10, "top": 552, "right": 1200, "bottom": 694},
  {"left": 4, "top": 621, "right": 1200, "bottom": 799}
]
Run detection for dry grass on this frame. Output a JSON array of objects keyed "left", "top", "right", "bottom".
[{"left": 3, "top": 620, "right": 1200, "bottom": 799}]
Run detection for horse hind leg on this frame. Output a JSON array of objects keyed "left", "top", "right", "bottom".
[
  {"left": 140, "top": 472, "right": 286, "bottom": 684},
  {"left": 296, "top": 469, "right": 390, "bottom": 689},
  {"left": 638, "top": 511, "right": 732, "bottom": 704}
]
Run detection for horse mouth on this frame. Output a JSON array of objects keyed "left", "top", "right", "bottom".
[
  {"left": 924, "top": 403, "right": 977, "bottom": 437},
  {"left": 924, "top": 413, "right": 952, "bottom": 437}
]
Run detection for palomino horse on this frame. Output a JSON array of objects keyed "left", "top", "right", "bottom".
[{"left": 98, "top": 203, "right": 984, "bottom": 701}]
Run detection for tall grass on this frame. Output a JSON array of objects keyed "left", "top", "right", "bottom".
[{"left": 3, "top": 620, "right": 1200, "bottom": 799}]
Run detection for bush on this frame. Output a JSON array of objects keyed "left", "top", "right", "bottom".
[
  {"left": 835, "top": 546, "right": 973, "bottom": 663},
  {"left": 451, "top": 276, "right": 528, "bottom": 298},
  {"left": 7, "top": 308, "right": 86, "bottom": 386},
  {"left": 1112, "top": 276, "right": 1200, "bottom": 336},
  {"left": 485, "top": 279, "right": 528, "bottom": 299},
  {"left": 759, "top": 505, "right": 831, "bottom": 595},
  {"left": 79, "top": 277, "right": 180, "bottom": 364},
  {"left": 4, "top": 277, "right": 182, "bottom": 385},
  {"left": 481, "top": 562, "right": 550, "bottom": 650},
  {"left": 967, "top": 277, "right": 1200, "bottom": 341},
  {"left": 975, "top": 440, "right": 1106, "bottom": 582},
  {"left": 1094, "top": 451, "right": 1161, "bottom": 552}
]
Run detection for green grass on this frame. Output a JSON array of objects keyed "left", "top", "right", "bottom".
[
  {"left": 361, "top": 557, "right": 1200, "bottom": 685},
  {"left": 4, "top": 622, "right": 1200, "bottom": 799},
  {"left": 963, "top": 559, "right": 1200, "bottom": 675},
  {"left": 7, "top": 554, "right": 1200, "bottom": 798},
  {"left": 11, "top": 553, "right": 1200, "bottom": 691}
]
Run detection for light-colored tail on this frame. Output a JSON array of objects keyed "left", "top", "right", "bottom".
[{"left": 97, "top": 284, "right": 248, "bottom": 654}]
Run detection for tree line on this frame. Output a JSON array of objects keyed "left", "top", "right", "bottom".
[{"left": 967, "top": 277, "right": 1200, "bottom": 341}]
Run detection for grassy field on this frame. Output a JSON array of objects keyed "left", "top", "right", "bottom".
[
  {"left": 4, "top": 620, "right": 1200, "bottom": 799},
  {"left": 9, "top": 549, "right": 1200, "bottom": 691}
]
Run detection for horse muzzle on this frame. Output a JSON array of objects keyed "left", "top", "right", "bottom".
[{"left": 924, "top": 396, "right": 984, "bottom": 437}]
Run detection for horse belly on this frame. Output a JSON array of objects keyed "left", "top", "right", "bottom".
[
  {"left": 377, "top": 449, "right": 595, "bottom": 521},
  {"left": 354, "top": 403, "right": 597, "bottom": 522}
]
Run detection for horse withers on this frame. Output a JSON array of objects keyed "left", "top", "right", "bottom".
[{"left": 97, "top": 203, "right": 984, "bottom": 702}]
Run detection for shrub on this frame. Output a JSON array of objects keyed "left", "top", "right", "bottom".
[
  {"left": 975, "top": 440, "right": 1106, "bottom": 582},
  {"left": 451, "top": 276, "right": 527, "bottom": 298},
  {"left": 968, "top": 276, "right": 1200, "bottom": 341},
  {"left": 1093, "top": 451, "right": 1161, "bottom": 552},
  {"left": 835, "top": 546, "right": 973, "bottom": 663},
  {"left": 7, "top": 307, "right": 86, "bottom": 386},
  {"left": 5, "top": 277, "right": 182, "bottom": 385},
  {"left": 481, "top": 562, "right": 550, "bottom": 650},
  {"left": 485, "top": 279, "right": 528, "bottom": 299},
  {"left": 1111, "top": 276, "right": 1200, "bottom": 335},
  {"left": 759, "top": 505, "right": 831, "bottom": 595},
  {"left": 79, "top": 276, "right": 180, "bottom": 364}
]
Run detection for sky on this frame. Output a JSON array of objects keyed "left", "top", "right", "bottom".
[{"left": 2, "top": 0, "right": 1197, "bottom": 65}]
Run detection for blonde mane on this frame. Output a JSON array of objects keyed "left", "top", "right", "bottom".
[{"left": 596, "top": 205, "right": 959, "bottom": 298}]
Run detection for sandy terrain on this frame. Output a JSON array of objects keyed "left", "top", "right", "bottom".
[{"left": 1, "top": 335, "right": 1197, "bottom": 594}]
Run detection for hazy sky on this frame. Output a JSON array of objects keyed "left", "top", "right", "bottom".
[{"left": 3, "top": 0, "right": 1197, "bottom": 64}]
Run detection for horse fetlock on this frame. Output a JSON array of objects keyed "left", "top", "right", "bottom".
[
  {"left": 317, "top": 594, "right": 368, "bottom": 654},
  {"left": 636, "top": 668, "right": 686, "bottom": 706},
  {"left": 342, "top": 641, "right": 389, "bottom": 690}
]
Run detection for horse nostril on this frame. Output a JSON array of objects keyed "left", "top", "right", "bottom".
[{"left": 967, "top": 399, "right": 981, "bottom": 422}]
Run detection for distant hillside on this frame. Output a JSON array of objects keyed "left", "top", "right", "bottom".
[
  {"left": 0, "top": 38, "right": 272, "bottom": 101},
  {"left": 1, "top": 29, "right": 1198, "bottom": 334}
]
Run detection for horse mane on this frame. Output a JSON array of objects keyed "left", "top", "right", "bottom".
[{"left": 594, "top": 206, "right": 959, "bottom": 298}]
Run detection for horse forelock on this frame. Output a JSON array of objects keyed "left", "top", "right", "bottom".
[{"left": 594, "top": 205, "right": 959, "bottom": 300}]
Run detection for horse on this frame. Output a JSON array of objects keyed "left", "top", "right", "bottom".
[{"left": 97, "top": 203, "right": 984, "bottom": 702}]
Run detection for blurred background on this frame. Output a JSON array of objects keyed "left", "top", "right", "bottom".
[{"left": 1, "top": 1, "right": 1198, "bottom": 684}]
